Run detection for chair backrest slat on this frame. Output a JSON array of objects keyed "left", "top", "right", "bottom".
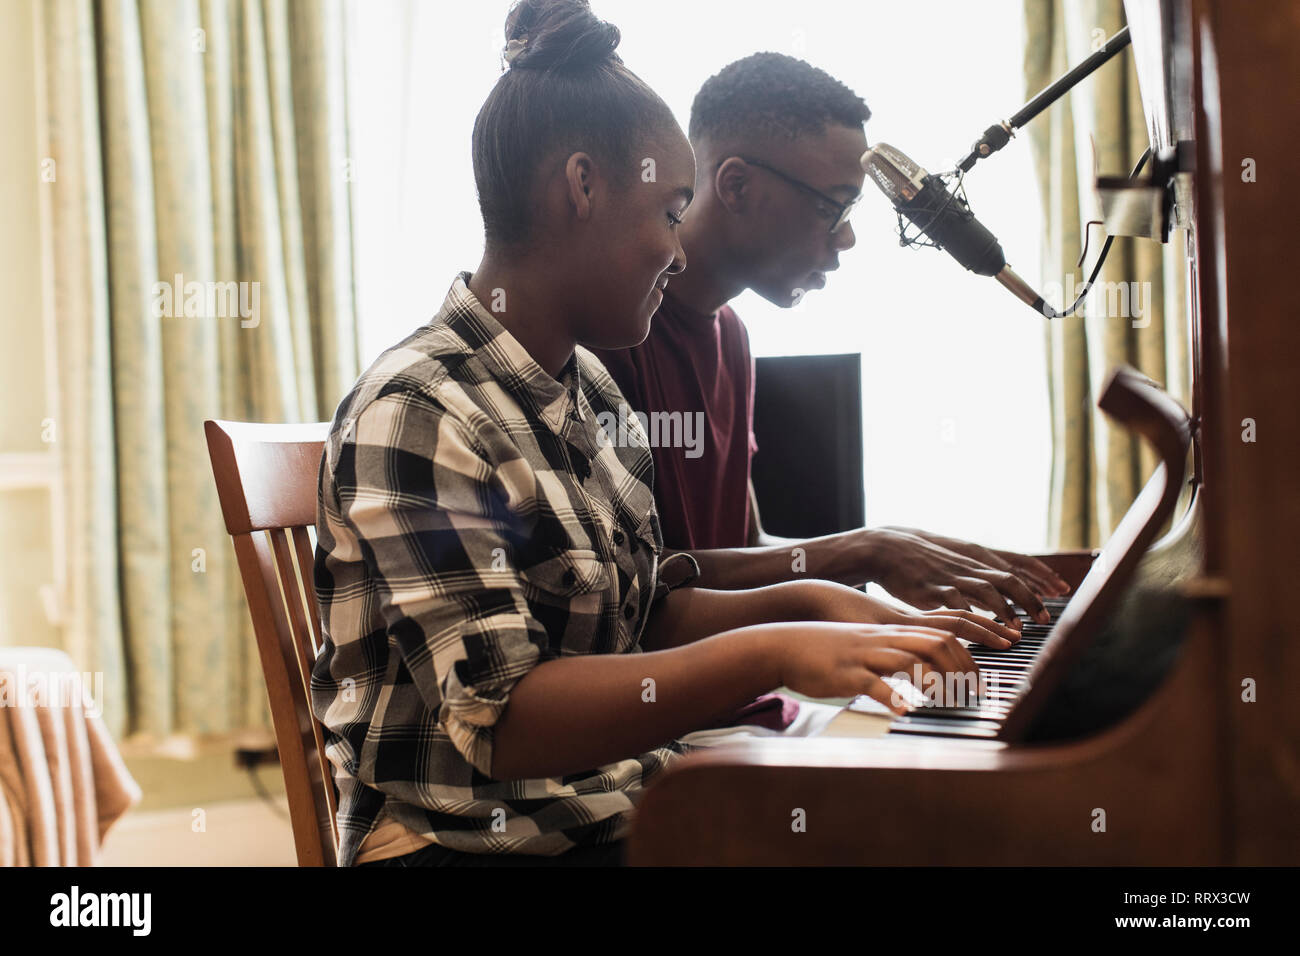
[
  {"left": 204, "top": 419, "right": 338, "bottom": 867},
  {"left": 267, "top": 524, "right": 340, "bottom": 835},
  {"left": 270, "top": 527, "right": 318, "bottom": 686},
  {"left": 291, "top": 526, "right": 324, "bottom": 654}
]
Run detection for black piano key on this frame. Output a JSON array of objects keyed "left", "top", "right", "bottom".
[
  {"left": 910, "top": 706, "right": 1010, "bottom": 720},
  {"left": 888, "top": 720, "right": 1001, "bottom": 739},
  {"left": 892, "top": 716, "right": 1006, "bottom": 731},
  {"left": 894, "top": 711, "right": 1003, "bottom": 727}
]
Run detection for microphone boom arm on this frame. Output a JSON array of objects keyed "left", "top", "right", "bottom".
[{"left": 956, "top": 25, "right": 1132, "bottom": 173}]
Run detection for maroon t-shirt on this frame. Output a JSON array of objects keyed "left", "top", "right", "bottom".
[{"left": 591, "top": 291, "right": 757, "bottom": 550}]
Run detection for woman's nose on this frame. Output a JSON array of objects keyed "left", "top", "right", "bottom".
[{"left": 667, "top": 241, "right": 687, "bottom": 275}]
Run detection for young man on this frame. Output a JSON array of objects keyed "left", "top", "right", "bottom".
[{"left": 592, "top": 53, "right": 1069, "bottom": 626}]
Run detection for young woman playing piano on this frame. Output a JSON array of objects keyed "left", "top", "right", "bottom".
[{"left": 312, "top": 0, "right": 1023, "bottom": 867}]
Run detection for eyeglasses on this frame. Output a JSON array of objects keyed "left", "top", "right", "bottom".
[{"left": 731, "top": 156, "right": 861, "bottom": 233}]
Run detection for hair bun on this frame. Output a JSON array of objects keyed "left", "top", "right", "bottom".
[{"left": 503, "top": 0, "right": 622, "bottom": 72}]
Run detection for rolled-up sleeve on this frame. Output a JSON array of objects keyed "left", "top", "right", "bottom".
[{"left": 333, "top": 390, "right": 544, "bottom": 777}]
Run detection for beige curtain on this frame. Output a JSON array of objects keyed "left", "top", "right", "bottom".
[
  {"left": 1023, "top": 0, "right": 1192, "bottom": 549},
  {"left": 38, "top": 0, "right": 359, "bottom": 743}
]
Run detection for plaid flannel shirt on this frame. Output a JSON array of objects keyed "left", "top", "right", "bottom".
[{"left": 312, "top": 274, "right": 686, "bottom": 866}]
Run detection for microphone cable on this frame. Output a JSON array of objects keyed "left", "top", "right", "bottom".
[{"left": 1039, "top": 147, "right": 1152, "bottom": 319}]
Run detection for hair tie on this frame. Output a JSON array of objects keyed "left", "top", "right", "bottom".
[{"left": 503, "top": 37, "right": 529, "bottom": 66}]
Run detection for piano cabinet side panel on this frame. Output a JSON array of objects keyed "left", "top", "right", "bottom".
[
  {"left": 629, "top": 609, "right": 1226, "bottom": 866},
  {"left": 1197, "top": 0, "right": 1300, "bottom": 864}
]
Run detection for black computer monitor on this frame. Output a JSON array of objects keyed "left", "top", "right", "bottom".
[{"left": 751, "top": 353, "right": 865, "bottom": 538}]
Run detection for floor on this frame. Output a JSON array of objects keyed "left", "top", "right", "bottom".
[{"left": 98, "top": 796, "right": 297, "bottom": 866}]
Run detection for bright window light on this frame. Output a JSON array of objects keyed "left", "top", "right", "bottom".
[{"left": 345, "top": 0, "right": 1050, "bottom": 553}]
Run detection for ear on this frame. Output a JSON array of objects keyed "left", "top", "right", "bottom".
[
  {"left": 714, "top": 157, "right": 753, "bottom": 215},
  {"left": 564, "top": 152, "right": 596, "bottom": 221}
]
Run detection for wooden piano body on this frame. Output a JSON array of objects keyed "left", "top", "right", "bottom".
[{"left": 628, "top": 0, "right": 1300, "bottom": 866}]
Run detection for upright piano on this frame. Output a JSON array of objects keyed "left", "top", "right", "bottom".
[{"left": 628, "top": 0, "right": 1300, "bottom": 866}]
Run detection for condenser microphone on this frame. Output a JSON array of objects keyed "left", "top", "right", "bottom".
[{"left": 861, "top": 142, "right": 1048, "bottom": 315}]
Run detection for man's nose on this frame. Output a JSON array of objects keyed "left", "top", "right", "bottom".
[{"left": 832, "top": 220, "right": 857, "bottom": 253}]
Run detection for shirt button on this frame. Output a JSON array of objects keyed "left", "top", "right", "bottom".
[
  {"left": 562, "top": 569, "right": 577, "bottom": 587},
  {"left": 623, "top": 603, "right": 636, "bottom": 620},
  {"left": 613, "top": 530, "right": 625, "bottom": 546}
]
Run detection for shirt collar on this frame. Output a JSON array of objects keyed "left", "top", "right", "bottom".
[{"left": 439, "top": 273, "right": 585, "bottom": 435}]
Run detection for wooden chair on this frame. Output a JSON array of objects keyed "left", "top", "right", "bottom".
[{"left": 203, "top": 419, "right": 338, "bottom": 866}]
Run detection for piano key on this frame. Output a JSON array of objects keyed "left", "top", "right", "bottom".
[
  {"left": 883, "top": 591, "right": 1075, "bottom": 741},
  {"left": 910, "top": 706, "right": 1011, "bottom": 720},
  {"left": 895, "top": 712, "right": 1004, "bottom": 728},
  {"left": 888, "top": 720, "right": 1001, "bottom": 739}
]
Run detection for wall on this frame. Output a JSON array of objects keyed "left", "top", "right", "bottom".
[{"left": 0, "top": 0, "right": 59, "bottom": 651}]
